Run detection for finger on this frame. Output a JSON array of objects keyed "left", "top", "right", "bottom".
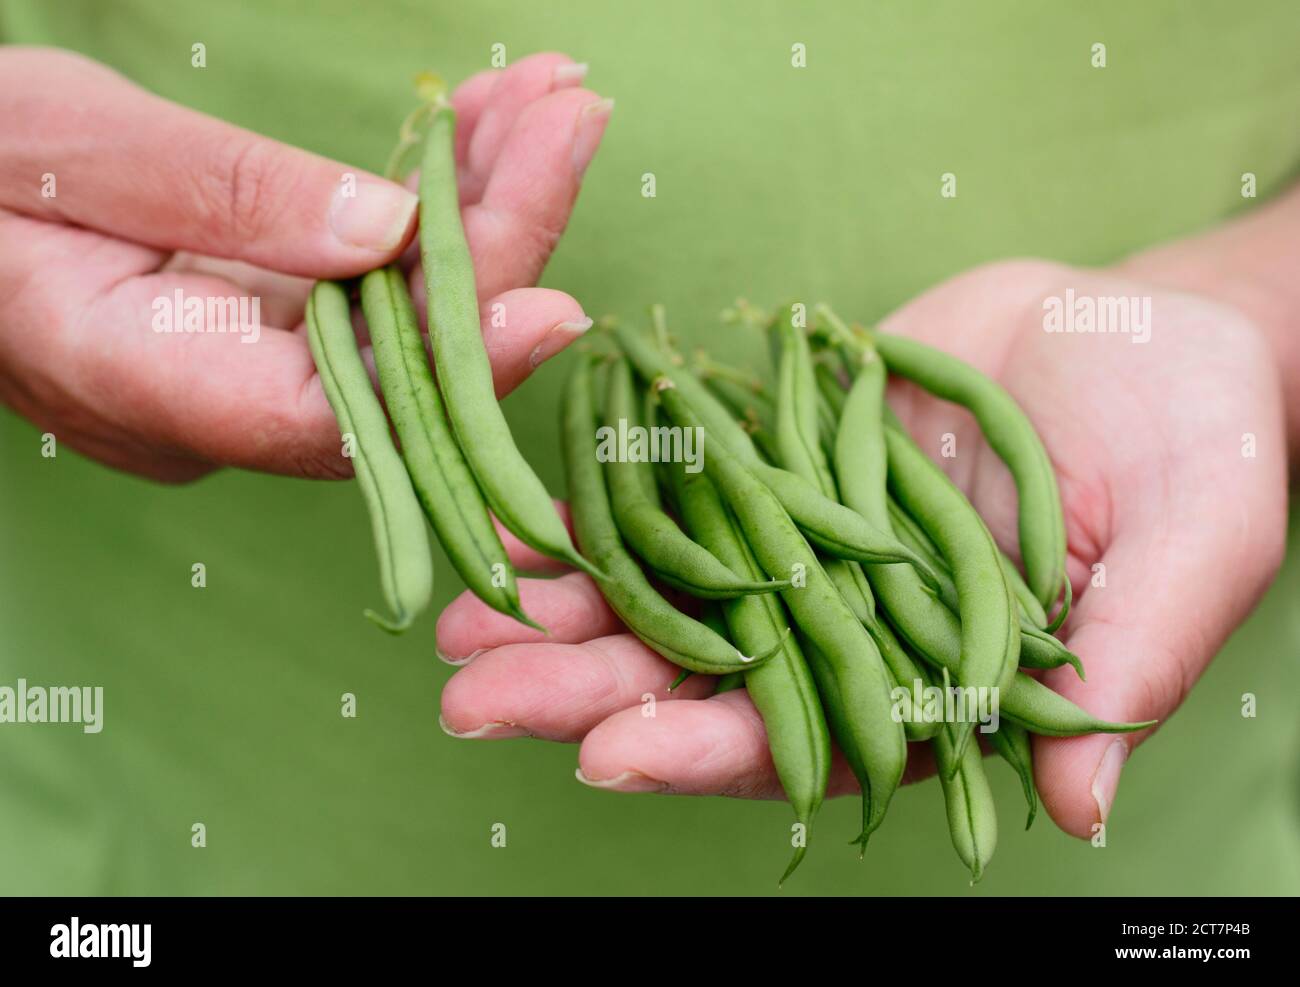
[
  {"left": 476, "top": 288, "right": 593, "bottom": 395},
  {"left": 576, "top": 694, "right": 943, "bottom": 797},
  {"left": 574, "top": 692, "right": 860, "bottom": 798},
  {"left": 459, "top": 53, "right": 589, "bottom": 204},
  {"left": 449, "top": 69, "right": 502, "bottom": 167},
  {"left": 438, "top": 634, "right": 716, "bottom": 740},
  {"left": 464, "top": 89, "right": 612, "bottom": 299},
  {"left": 0, "top": 48, "right": 416, "bottom": 278},
  {"left": 434, "top": 572, "right": 622, "bottom": 662}
]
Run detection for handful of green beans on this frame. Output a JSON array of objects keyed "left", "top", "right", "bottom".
[
  {"left": 560, "top": 304, "right": 1154, "bottom": 884},
  {"left": 306, "top": 81, "right": 1153, "bottom": 885}
]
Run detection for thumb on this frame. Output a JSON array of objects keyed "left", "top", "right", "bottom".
[{"left": 0, "top": 46, "right": 416, "bottom": 278}]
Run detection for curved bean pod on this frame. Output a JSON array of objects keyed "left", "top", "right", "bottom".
[
  {"left": 870, "top": 330, "right": 1067, "bottom": 609},
  {"left": 420, "top": 107, "right": 599, "bottom": 580}
]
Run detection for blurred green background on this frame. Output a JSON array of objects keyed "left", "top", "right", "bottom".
[{"left": 2, "top": 0, "right": 1298, "bottom": 894}]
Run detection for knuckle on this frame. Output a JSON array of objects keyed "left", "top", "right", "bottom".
[{"left": 199, "top": 136, "right": 286, "bottom": 245}]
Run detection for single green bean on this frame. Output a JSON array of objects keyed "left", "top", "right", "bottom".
[
  {"left": 306, "top": 280, "right": 432, "bottom": 632},
  {"left": 420, "top": 107, "right": 600, "bottom": 580},
  {"left": 362, "top": 266, "right": 541, "bottom": 631},
  {"left": 932, "top": 716, "right": 998, "bottom": 883},
  {"left": 603, "top": 358, "right": 787, "bottom": 598},
  {"left": 987, "top": 721, "right": 1037, "bottom": 830},
  {"left": 561, "top": 356, "right": 773, "bottom": 675},
  {"left": 775, "top": 317, "right": 837, "bottom": 497},
  {"left": 869, "top": 329, "right": 1066, "bottom": 610},
  {"left": 658, "top": 378, "right": 906, "bottom": 846}
]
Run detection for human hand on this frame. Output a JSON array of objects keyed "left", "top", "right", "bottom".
[
  {"left": 436, "top": 260, "right": 1287, "bottom": 839},
  {"left": 0, "top": 47, "right": 609, "bottom": 480}
]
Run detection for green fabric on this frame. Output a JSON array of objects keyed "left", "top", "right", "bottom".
[{"left": 2, "top": 0, "right": 1298, "bottom": 894}]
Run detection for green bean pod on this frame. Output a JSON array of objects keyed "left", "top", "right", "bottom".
[
  {"left": 658, "top": 378, "right": 906, "bottom": 846},
  {"left": 987, "top": 721, "right": 1038, "bottom": 830},
  {"left": 1019, "top": 624, "right": 1085, "bottom": 678},
  {"left": 420, "top": 107, "right": 599, "bottom": 581},
  {"left": 670, "top": 462, "right": 831, "bottom": 884},
  {"left": 561, "top": 357, "right": 773, "bottom": 674},
  {"left": 603, "top": 359, "right": 787, "bottom": 598},
  {"left": 775, "top": 317, "right": 837, "bottom": 497},
  {"left": 870, "top": 330, "right": 1067, "bottom": 610},
  {"left": 362, "top": 266, "right": 541, "bottom": 631},
  {"left": 306, "top": 279, "right": 432, "bottom": 633},
  {"left": 932, "top": 719, "right": 998, "bottom": 883}
]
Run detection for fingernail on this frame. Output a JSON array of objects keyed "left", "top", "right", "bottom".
[
  {"left": 1091, "top": 739, "right": 1129, "bottom": 822},
  {"left": 574, "top": 768, "right": 668, "bottom": 793},
  {"left": 530, "top": 317, "right": 593, "bottom": 368},
  {"left": 439, "top": 715, "right": 530, "bottom": 739},
  {"left": 435, "top": 647, "right": 486, "bottom": 667},
  {"left": 553, "top": 62, "right": 589, "bottom": 88},
  {"left": 572, "top": 97, "right": 613, "bottom": 176},
  {"left": 329, "top": 179, "right": 419, "bottom": 251}
]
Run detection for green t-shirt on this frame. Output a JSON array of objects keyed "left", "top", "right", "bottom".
[{"left": 1, "top": 0, "right": 1297, "bottom": 894}]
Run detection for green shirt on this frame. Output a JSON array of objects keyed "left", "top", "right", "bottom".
[{"left": 1, "top": 0, "right": 1297, "bottom": 893}]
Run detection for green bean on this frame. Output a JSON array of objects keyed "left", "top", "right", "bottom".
[
  {"left": 561, "top": 356, "right": 774, "bottom": 675},
  {"left": 775, "top": 317, "right": 836, "bottom": 497},
  {"left": 420, "top": 107, "right": 600, "bottom": 580},
  {"left": 670, "top": 461, "right": 830, "bottom": 883},
  {"left": 362, "top": 266, "right": 541, "bottom": 632},
  {"left": 987, "top": 721, "right": 1037, "bottom": 830},
  {"left": 932, "top": 715, "right": 998, "bottom": 883},
  {"left": 869, "top": 329, "right": 1067, "bottom": 610},
  {"left": 883, "top": 420, "right": 1020, "bottom": 723},
  {"left": 657, "top": 378, "right": 906, "bottom": 846},
  {"left": 306, "top": 280, "right": 432, "bottom": 632},
  {"left": 603, "top": 358, "right": 787, "bottom": 598},
  {"left": 1018, "top": 624, "right": 1085, "bottom": 678}
]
